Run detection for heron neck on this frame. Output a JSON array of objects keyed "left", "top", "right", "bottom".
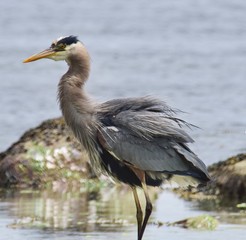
[
  {"left": 57, "top": 47, "right": 101, "bottom": 173},
  {"left": 58, "top": 49, "right": 97, "bottom": 142},
  {"left": 58, "top": 71, "right": 100, "bottom": 160},
  {"left": 58, "top": 72, "right": 94, "bottom": 124},
  {"left": 65, "top": 47, "right": 91, "bottom": 86}
]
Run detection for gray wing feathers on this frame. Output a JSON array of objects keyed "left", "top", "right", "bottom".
[
  {"left": 115, "top": 110, "right": 193, "bottom": 142},
  {"left": 173, "top": 144, "right": 210, "bottom": 177},
  {"left": 98, "top": 96, "right": 206, "bottom": 174},
  {"left": 100, "top": 126, "right": 191, "bottom": 172}
]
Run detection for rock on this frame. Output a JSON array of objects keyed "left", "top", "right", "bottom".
[
  {"left": 237, "top": 203, "right": 246, "bottom": 209},
  {"left": 0, "top": 117, "right": 95, "bottom": 188},
  {"left": 168, "top": 215, "right": 218, "bottom": 230},
  {"left": 208, "top": 153, "right": 246, "bottom": 200}
]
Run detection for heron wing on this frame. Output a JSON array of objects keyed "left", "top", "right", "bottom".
[
  {"left": 98, "top": 97, "right": 209, "bottom": 176},
  {"left": 99, "top": 96, "right": 194, "bottom": 142},
  {"left": 99, "top": 126, "right": 190, "bottom": 172}
]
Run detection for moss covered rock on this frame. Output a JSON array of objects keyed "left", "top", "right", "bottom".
[
  {"left": 0, "top": 117, "right": 95, "bottom": 188},
  {"left": 169, "top": 215, "right": 218, "bottom": 230}
]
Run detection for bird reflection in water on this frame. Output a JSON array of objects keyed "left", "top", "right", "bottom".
[{"left": 6, "top": 186, "right": 157, "bottom": 232}]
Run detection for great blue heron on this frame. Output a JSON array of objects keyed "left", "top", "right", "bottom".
[{"left": 23, "top": 36, "right": 210, "bottom": 240}]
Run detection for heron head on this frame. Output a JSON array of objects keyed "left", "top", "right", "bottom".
[{"left": 23, "top": 35, "right": 81, "bottom": 63}]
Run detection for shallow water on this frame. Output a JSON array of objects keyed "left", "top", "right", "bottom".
[
  {"left": 0, "top": 0, "right": 246, "bottom": 239},
  {"left": 0, "top": 187, "right": 245, "bottom": 240}
]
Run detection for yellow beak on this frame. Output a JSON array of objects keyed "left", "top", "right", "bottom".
[{"left": 23, "top": 48, "right": 56, "bottom": 63}]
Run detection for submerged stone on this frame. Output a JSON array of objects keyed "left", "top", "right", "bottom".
[
  {"left": 237, "top": 203, "right": 246, "bottom": 209},
  {"left": 169, "top": 214, "right": 218, "bottom": 230}
]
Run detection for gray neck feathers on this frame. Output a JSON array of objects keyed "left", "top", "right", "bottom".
[{"left": 57, "top": 45, "right": 100, "bottom": 157}]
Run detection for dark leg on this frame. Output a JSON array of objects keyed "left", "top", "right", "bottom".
[
  {"left": 139, "top": 182, "right": 152, "bottom": 240},
  {"left": 132, "top": 187, "right": 143, "bottom": 239},
  {"left": 130, "top": 167, "right": 152, "bottom": 240}
]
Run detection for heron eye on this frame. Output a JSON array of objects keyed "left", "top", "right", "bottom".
[{"left": 57, "top": 43, "right": 66, "bottom": 50}]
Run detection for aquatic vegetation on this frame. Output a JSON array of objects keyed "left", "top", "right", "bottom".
[
  {"left": 168, "top": 214, "right": 218, "bottom": 230},
  {"left": 237, "top": 203, "right": 246, "bottom": 210}
]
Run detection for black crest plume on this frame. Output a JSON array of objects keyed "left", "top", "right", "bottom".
[{"left": 57, "top": 35, "right": 79, "bottom": 45}]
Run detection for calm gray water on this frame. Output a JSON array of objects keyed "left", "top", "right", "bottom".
[
  {"left": 0, "top": 0, "right": 246, "bottom": 239},
  {"left": 0, "top": 188, "right": 245, "bottom": 240}
]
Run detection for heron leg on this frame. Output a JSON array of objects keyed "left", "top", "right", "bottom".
[
  {"left": 132, "top": 187, "right": 143, "bottom": 239},
  {"left": 139, "top": 182, "right": 152, "bottom": 240},
  {"left": 130, "top": 167, "right": 152, "bottom": 240}
]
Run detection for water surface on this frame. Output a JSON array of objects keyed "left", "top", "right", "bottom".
[{"left": 0, "top": 188, "right": 245, "bottom": 240}]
